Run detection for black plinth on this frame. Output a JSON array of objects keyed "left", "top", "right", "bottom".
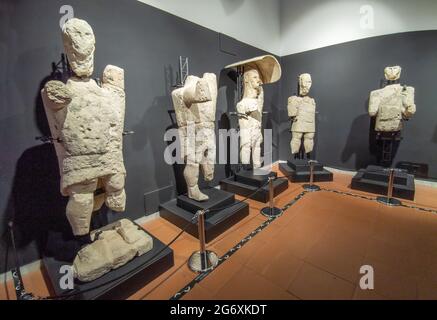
[
  {"left": 177, "top": 188, "right": 235, "bottom": 213},
  {"left": 42, "top": 222, "right": 174, "bottom": 300},
  {"left": 351, "top": 165, "right": 415, "bottom": 200},
  {"left": 279, "top": 160, "right": 333, "bottom": 183},
  {"left": 160, "top": 188, "right": 249, "bottom": 243},
  {"left": 220, "top": 170, "right": 288, "bottom": 203}
]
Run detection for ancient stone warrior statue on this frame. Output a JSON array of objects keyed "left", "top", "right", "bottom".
[
  {"left": 42, "top": 18, "right": 152, "bottom": 282},
  {"left": 41, "top": 18, "right": 126, "bottom": 237},
  {"left": 172, "top": 73, "right": 218, "bottom": 202},
  {"left": 226, "top": 55, "right": 281, "bottom": 169},
  {"left": 288, "top": 73, "right": 316, "bottom": 156},
  {"left": 369, "top": 66, "right": 416, "bottom": 132}
]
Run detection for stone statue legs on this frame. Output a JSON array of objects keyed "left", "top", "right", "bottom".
[
  {"left": 66, "top": 173, "right": 126, "bottom": 236},
  {"left": 102, "top": 173, "right": 126, "bottom": 212},
  {"left": 66, "top": 179, "right": 98, "bottom": 236},
  {"left": 291, "top": 132, "right": 315, "bottom": 155},
  {"left": 184, "top": 125, "right": 216, "bottom": 201},
  {"left": 240, "top": 127, "right": 263, "bottom": 168}
]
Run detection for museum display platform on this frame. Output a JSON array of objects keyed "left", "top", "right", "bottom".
[
  {"left": 279, "top": 159, "right": 333, "bottom": 183},
  {"left": 220, "top": 170, "right": 288, "bottom": 203},
  {"left": 351, "top": 165, "right": 415, "bottom": 200},
  {"left": 159, "top": 188, "right": 249, "bottom": 243},
  {"left": 42, "top": 223, "right": 174, "bottom": 300}
]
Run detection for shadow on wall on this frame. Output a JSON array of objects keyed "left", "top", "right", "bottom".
[
  {"left": 341, "top": 98, "right": 378, "bottom": 170},
  {"left": 1, "top": 72, "right": 70, "bottom": 273},
  {"left": 218, "top": 68, "right": 237, "bottom": 177},
  {"left": 220, "top": 0, "right": 245, "bottom": 15}
]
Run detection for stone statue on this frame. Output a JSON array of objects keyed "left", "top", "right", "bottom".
[
  {"left": 172, "top": 73, "right": 218, "bottom": 201},
  {"left": 41, "top": 18, "right": 152, "bottom": 282},
  {"left": 288, "top": 73, "right": 316, "bottom": 156},
  {"left": 226, "top": 55, "right": 281, "bottom": 169},
  {"left": 369, "top": 66, "right": 416, "bottom": 132}
]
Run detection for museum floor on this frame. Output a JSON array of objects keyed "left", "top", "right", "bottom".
[{"left": 1, "top": 165, "right": 437, "bottom": 300}]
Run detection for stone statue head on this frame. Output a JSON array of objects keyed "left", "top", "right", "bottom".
[
  {"left": 183, "top": 75, "right": 212, "bottom": 105},
  {"left": 299, "top": 73, "right": 312, "bottom": 96},
  {"left": 62, "top": 18, "right": 96, "bottom": 78},
  {"left": 384, "top": 66, "right": 402, "bottom": 81},
  {"left": 243, "top": 68, "right": 263, "bottom": 96}
]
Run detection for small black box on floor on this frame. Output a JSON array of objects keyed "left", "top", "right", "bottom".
[
  {"left": 160, "top": 188, "right": 249, "bottom": 243},
  {"left": 351, "top": 165, "right": 415, "bottom": 200},
  {"left": 220, "top": 170, "right": 288, "bottom": 203},
  {"left": 279, "top": 159, "right": 333, "bottom": 183},
  {"left": 42, "top": 222, "right": 174, "bottom": 300}
]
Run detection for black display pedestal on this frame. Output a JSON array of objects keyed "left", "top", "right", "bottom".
[
  {"left": 42, "top": 221, "right": 174, "bottom": 300},
  {"left": 160, "top": 188, "right": 249, "bottom": 243},
  {"left": 220, "top": 170, "right": 288, "bottom": 203},
  {"left": 279, "top": 159, "right": 333, "bottom": 182},
  {"left": 351, "top": 165, "right": 415, "bottom": 200}
]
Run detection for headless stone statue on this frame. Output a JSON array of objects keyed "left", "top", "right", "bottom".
[
  {"left": 288, "top": 73, "right": 316, "bottom": 157},
  {"left": 226, "top": 55, "right": 281, "bottom": 169},
  {"left": 369, "top": 66, "right": 416, "bottom": 132},
  {"left": 41, "top": 18, "right": 152, "bottom": 282},
  {"left": 172, "top": 73, "right": 218, "bottom": 202}
]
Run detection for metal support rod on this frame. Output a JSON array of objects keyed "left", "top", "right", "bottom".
[
  {"left": 188, "top": 210, "right": 218, "bottom": 273},
  {"left": 387, "top": 168, "right": 394, "bottom": 200},
  {"left": 377, "top": 168, "right": 401, "bottom": 206},
  {"left": 261, "top": 176, "right": 283, "bottom": 218},
  {"left": 303, "top": 160, "right": 321, "bottom": 192}
]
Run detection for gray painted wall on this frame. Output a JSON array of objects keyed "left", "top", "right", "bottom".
[
  {"left": 0, "top": 0, "right": 280, "bottom": 270},
  {"left": 279, "top": 30, "right": 437, "bottom": 178}
]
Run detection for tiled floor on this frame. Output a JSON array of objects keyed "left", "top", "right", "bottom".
[{"left": 1, "top": 167, "right": 437, "bottom": 300}]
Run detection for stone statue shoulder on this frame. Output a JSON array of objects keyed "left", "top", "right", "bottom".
[
  {"left": 41, "top": 80, "right": 72, "bottom": 110},
  {"left": 102, "top": 65, "right": 125, "bottom": 92},
  {"left": 237, "top": 98, "right": 258, "bottom": 115}
]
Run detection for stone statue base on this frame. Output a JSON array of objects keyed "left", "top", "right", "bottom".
[
  {"left": 42, "top": 219, "right": 174, "bottom": 299},
  {"left": 220, "top": 169, "right": 288, "bottom": 203},
  {"left": 73, "top": 219, "right": 153, "bottom": 282},
  {"left": 279, "top": 159, "right": 333, "bottom": 183},
  {"left": 351, "top": 165, "right": 415, "bottom": 200},
  {"left": 160, "top": 188, "right": 249, "bottom": 243}
]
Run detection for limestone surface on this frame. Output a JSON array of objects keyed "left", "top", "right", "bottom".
[
  {"left": 226, "top": 55, "right": 281, "bottom": 168},
  {"left": 41, "top": 18, "right": 127, "bottom": 236},
  {"left": 172, "top": 73, "right": 217, "bottom": 202},
  {"left": 369, "top": 67, "right": 416, "bottom": 132},
  {"left": 73, "top": 219, "right": 153, "bottom": 282},
  {"left": 288, "top": 73, "right": 316, "bottom": 155}
]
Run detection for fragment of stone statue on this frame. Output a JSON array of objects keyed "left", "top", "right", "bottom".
[
  {"left": 171, "top": 73, "right": 218, "bottom": 202},
  {"left": 225, "top": 55, "right": 281, "bottom": 168},
  {"left": 288, "top": 73, "right": 316, "bottom": 155},
  {"left": 73, "top": 219, "right": 153, "bottom": 282},
  {"left": 369, "top": 66, "right": 416, "bottom": 132}
]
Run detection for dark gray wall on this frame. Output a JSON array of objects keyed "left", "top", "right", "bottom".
[
  {"left": 279, "top": 30, "right": 437, "bottom": 178},
  {"left": 0, "top": 0, "right": 280, "bottom": 270}
]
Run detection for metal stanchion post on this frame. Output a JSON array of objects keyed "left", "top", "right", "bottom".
[
  {"left": 261, "top": 176, "right": 283, "bottom": 218},
  {"left": 188, "top": 209, "right": 218, "bottom": 273},
  {"left": 303, "top": 160, "right": 321, "bottom": 192},
  {"left": 377, "top": 168, "right": 402, "bottom": 206}
]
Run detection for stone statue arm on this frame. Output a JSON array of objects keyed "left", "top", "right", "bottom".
[
  {"left": 236, "top": 100, "right": 257, "bottom": 115},
  {"left": 102, "top": 65, "right": 125, "bottom": 91},
  {"left": 402, "top": 86, "right": 416, "bottom": 119},
  {"left": 41, "top": 80, "right": 72, "bottom": 111},
  {"left": 287, "top": 96, "right": 298, "bottom": 118},
  {"left": 368, "top": 90, "right": 380, "bottom": 117}
]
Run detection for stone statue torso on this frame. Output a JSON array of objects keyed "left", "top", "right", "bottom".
[
  {"left": 288, "top": 96, "right": 316, "bottom": 133},
  {"left": 369, "top": 84, "right": 415, "bottom": 132},
  {"left": 42, "top": 73, "right": 126, "bottom": 195}
]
